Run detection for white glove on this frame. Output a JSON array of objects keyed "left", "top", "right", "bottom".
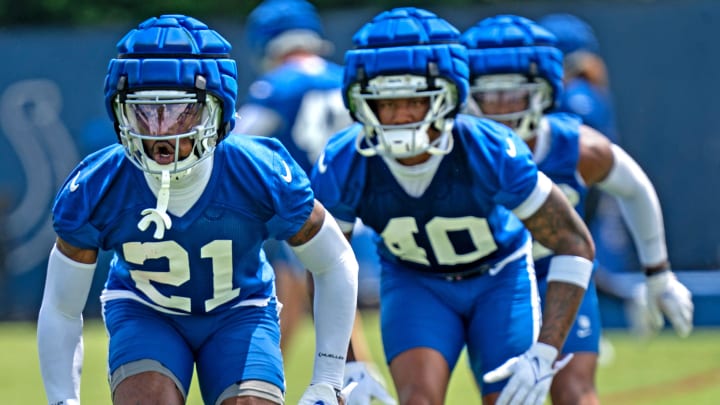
[
  {"left": 645, "top": 271, "right": 694, "bottom": 337},
  {"left": 343, "top": 362, "right": 397, "bottom": 405},
  {"left": 299, "top": 382, "right": 340, "bottom": 405},
  {"left": 483, "top": 342, "right": 572, "bottom": 405}
]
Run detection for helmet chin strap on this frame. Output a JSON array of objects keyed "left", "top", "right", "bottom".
[{"left": 138, "top": 170, "right": 172, "bottom": 239}]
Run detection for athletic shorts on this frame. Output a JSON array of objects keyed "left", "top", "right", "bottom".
[
  {"left": 103, "top": 298, "right": 284, "bottom": 405},
  {"left": 379, "top": 248, "right": 540, "bottom": 395}
]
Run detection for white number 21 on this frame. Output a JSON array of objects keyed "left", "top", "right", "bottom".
[{"left": 122, "top": 240, "right": 240, "bottom": 312}]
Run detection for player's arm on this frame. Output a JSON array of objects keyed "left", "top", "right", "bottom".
[
  {"left": 38, "top": 237, "right": 98, "bottom": 405},
  {"left": 520, "top": 177, "right": 595, "bottom": 349},
  {"left": 289, "top": 200, "right": 358, "bottom": 404},
  {"left": 483, "top": 173, "right": 594, "bottom": 400},
  {"left": 578, "top": 124, "right": 693, "bottom": 336}
]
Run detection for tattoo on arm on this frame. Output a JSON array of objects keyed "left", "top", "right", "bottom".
[
  {"left": 286, "top": 200, "right": 326, "bottom": 246},
  {"left": 539, "top": 282, "right": 586, "bottom": 348},
  {"left": 522, "top": 185, "right": 594, "bottom": 259}
]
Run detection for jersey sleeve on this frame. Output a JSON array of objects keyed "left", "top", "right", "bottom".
[
  {"left": 242, "top": 136, "right": 315, "bottom": 241},
  {"left": 52, "top": 147, "right": 124, "bottom": 249}
]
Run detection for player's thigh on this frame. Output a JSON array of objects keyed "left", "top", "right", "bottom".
[
  {"left": 196, "top": 302, "right": 285, "bottom": 405},
  {"left": 389, "top": 347, "right": 450, "bottom": 405},
  {"left": 104, "top": 299, "right": 194, "bottom": 401},
  {"left": 551, "top": 352, "right": 599, "bottom": 405},
  {"left": 466, "top": 255, "right": 539, "bottom": 395}
]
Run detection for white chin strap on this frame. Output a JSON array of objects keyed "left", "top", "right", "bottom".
[
  {"left": 138, "top": 170, "right": 172, "bottom": 239},
  {"left": 382, "top": 126, "right": 430, "bottom": 158}
]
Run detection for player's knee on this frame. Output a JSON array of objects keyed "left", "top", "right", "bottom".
[
  {"left": 551, "top": 369, "right": 597, "bottom": 405},
  {"left": 111, "top": 360, "right": 186, "bottom": 405},
  {"left": 112, "top": 370, "right": 183, "bottom": 405},
  {"left": 217, "top": 380, "right": 284, "bottom": 405}
]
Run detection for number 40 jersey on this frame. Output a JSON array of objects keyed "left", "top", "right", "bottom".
[{"left": 311, "top": 114, "right": 543, "bottom": 275}]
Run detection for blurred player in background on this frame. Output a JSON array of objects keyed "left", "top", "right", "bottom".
[
  {"left": 236, "top": 2, "right": 392, "bottom": 403},
  {"left": 37, "top": 14, "right": 358, "bottom": 405},
  {"left": 462, "top": 14, "right": 694, "bottom": 405},
  {"left": 313, "top": 7, "right": 597, "bottom": 405},
  {"left": 538, "top": 13, "right": 646, "bottom": 314}
]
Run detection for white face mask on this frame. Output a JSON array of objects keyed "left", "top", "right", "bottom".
[
  {"left": 115, "top": 90, "right": 222, "bottom": 176},
  {"left": 469, "top": 73, "right": 552, "bottom": 140},
  {"left": 350, "top": 74, "right": 458, "bottom": 158}
]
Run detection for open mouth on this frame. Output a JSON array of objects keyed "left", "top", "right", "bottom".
[{"left": 151, "top": 141, "right": 176, "bottom": 165}]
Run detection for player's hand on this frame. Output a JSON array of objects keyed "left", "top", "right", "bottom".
[
  {"left": 645, "top": 270, "right": 694, "bottom": 337},
  {"left": 343, "top": 361, "right": 397, "bottom": 405},
  {"left": 483, "top": 342, "right": 572, "bottom": 405},
  {"left": 299, "top": 382, "right": 341, "bottom": 405}
]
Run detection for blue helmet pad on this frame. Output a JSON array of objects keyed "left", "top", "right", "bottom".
[
  {"left": 342, "top": 7, "right": 468, "bottom": 113},
  {"left": 461, "top": 15, "right": 564, "bottom": 108},
  {"left": 104, "top": 14, "right": 238, "bottom": 136}
]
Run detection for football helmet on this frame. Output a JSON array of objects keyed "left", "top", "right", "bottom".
[
  {"left": 103, "top": 14, "right": 238, "bottom": 176},
  {"left": 461, "top": 15, "right": 563, "bottom": 140},
  {"left": 245, "top": 0, "right": 332, "bottom": 71},
  {"left": 343, "top": 7, "right": 469, "bottom": 158}
]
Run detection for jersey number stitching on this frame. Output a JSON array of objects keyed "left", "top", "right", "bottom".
[
  {"left": 123, "top": 240, "right": 240, "bottom": 312},
  {"left": 381, "top": 216, "right": 499, "bottom": 266}
]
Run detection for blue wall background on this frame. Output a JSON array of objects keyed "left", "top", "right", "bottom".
[{"left": 1, "top": 1, "right": 718, "bottom": 323}]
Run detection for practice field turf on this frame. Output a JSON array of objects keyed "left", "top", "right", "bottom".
[{"left": 4, "top": 311, "right": 719, "bottom": 404}]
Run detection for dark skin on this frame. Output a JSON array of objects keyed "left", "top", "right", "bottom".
[
  {"left": 480, "top": 90, "right": 668, "bottom": 405},
  {"left": 346, "top": 97, "right": 594, "bottom": 405},
  {"left": 56, "top": 199, "right": 333, "bottom": 405}
]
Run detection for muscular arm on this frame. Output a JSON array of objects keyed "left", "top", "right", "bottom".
[
  {"left": 289, "top": 200, "right": 359, "bottom": 390},
  {"left": 56, "top": 237, "right": 99, "bottom": 264},
  {"left": 522, "top": 184, "right": 595, "bottom": 348},
  {"left": 577, "top": 124, "right": 669, "bottom": 272},
  {"left": 576, "top": 124, "right": 614, "bottom": 186},
  {"left": 38, "top": 237, "right": 98, "bottom": 404}
]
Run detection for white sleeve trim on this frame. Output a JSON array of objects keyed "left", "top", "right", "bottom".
[
  {"left": 596, "top": 144, "right": 668, "bottom": 266},
  {"left": 38, "top": 245, "right": 96, "bottom": 405},
  {"left": 512, "top": 171, "right": 553, "bottom": 220},
  {"left": 547, "top": 255, "right": 594, "bottom": 289},
  {"left": 291, "top": 210, "right": 359, "bottom": 389}
]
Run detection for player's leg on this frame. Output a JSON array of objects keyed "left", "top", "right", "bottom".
[
  {"left": 195, "top": 299, "right": 285, "bottom": 405},
  {"left": 380, "top": 264, "right": 466, "bottom": 405},
  {"left": 465, "top": 251, "right": 539, "bottom": 405},
  {"left": 104, "top": 299, "right": 194, "bottom": 405},
  {"left": 549, "top": 279, "right": 601, "bottom": 405}
]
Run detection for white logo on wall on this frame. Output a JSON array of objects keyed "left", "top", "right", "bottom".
[{"left": 1, "top": 79, "right": 80, "bottom": 275}]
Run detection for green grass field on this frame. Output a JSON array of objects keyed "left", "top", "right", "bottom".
[{"left": 4, "top": 312, "right": 720, "bottom": 404}]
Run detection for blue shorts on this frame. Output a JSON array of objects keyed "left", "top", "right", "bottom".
[
  {"left": 379, "top": 251, "right": 540, "bottom": 395},
  {"left": 103, "top": 298, "right": 284, "bottom": 405},
  {"left": 537, "top": 277, "right": 601, "bottom": 354}
]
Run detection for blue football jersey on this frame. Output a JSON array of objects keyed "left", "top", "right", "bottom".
[
  {"left": 311, "top": 114, "right": 539, "bottom": 274},
  {"left": 238, "top": 58, "right": 351, "bottom": 174},
  {"left": 52, "top": 135, "right": 314, "bottom": 315},
  {"left": 532, "top": 113, "right": 589, "bottom": 276}
]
